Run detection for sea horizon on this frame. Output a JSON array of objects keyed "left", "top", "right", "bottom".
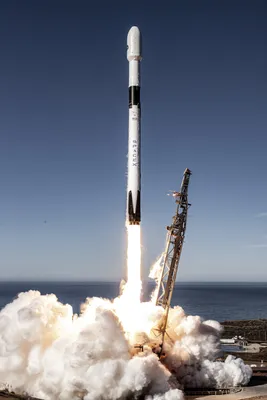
[{"left": 0, "top": 279, "right": 267, "bottom": 284}]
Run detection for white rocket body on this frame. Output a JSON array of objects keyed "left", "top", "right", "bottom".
[{"left": 127, "top": 26, "right": 142, "bottom": 225}]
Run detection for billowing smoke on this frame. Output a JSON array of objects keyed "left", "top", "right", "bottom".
[{"left": 0, "top": 289, "right": 251, "bottom": 400}]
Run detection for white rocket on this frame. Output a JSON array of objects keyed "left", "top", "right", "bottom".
[{"left": 127, "top": 26, "right": 142, "bottom": 225}]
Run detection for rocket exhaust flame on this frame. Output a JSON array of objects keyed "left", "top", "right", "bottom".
[
  {"left": 126, "top": 224, "right": 141, "bottom": 301},
  {"left": 115, "top": 224, "right": 141, "bottom": 341}
]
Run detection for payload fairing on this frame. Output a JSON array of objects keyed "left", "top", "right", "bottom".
[{"left": 126, "top": 26, "right": 142, "bottom": 225}]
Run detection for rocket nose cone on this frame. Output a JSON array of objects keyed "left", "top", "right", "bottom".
[
  {"left": 128, "top": 26, "right": 140, "bottom": 38},
  {"left": 127, "top": 26, "right": 142, "bottom": 61}
]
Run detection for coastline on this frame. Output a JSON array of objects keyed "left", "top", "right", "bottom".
[{"left": 222, "top": 319, "right": 267, "bottom": 362}]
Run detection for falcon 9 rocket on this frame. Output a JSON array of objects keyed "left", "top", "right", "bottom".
[{"left": 126, "top": 26, "right": 142, "bottom": 225}]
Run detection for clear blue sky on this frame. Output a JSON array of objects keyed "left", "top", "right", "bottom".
[{"left": 0, "top": 0, "right": 266, "bottom": 281}]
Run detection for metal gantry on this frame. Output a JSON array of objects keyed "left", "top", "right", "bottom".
[{"left": 153, "top": 168, "right": 192, "bottom": 349}]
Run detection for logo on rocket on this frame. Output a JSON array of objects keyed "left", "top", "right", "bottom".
[{"left": 127, "top": 26, "right": 142, "bottom": 225}]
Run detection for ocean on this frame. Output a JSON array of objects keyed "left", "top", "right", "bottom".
[{"left": 0, "top": 281, "right": 267, "bottom": 322}]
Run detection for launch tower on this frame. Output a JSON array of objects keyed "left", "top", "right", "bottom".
[{"left": 154, "top": 168, "right": 192, "bottom": 349}]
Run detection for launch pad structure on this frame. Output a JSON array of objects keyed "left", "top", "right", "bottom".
[{"left": 153, "top": 168, "right": 192, "bottom": 350}]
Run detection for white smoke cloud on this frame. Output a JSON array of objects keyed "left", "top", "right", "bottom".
[
  {"left": 160, "top": 309, "right": 251, "bottom": 389},
  {"left": 0, "top": 289, "right": 251, "bottom": 400},
  {"left": 149, "top": 255, "right": 164, "bottom": 281}
]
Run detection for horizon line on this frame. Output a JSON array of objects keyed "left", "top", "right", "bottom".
[{"left": 0, "top": 279, "right": 266, "bottom": 284}]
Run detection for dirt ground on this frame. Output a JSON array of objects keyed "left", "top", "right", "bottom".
[
  {"left": 0, "top": 391, "right": 41, "bottom": 399},
  {"left": 2, "top": 390, "right": 267, "bottom": 400}
]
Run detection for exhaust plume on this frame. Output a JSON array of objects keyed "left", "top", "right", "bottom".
[{"left": 0, "top": 288, "right": 251, "bottom": 399}]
